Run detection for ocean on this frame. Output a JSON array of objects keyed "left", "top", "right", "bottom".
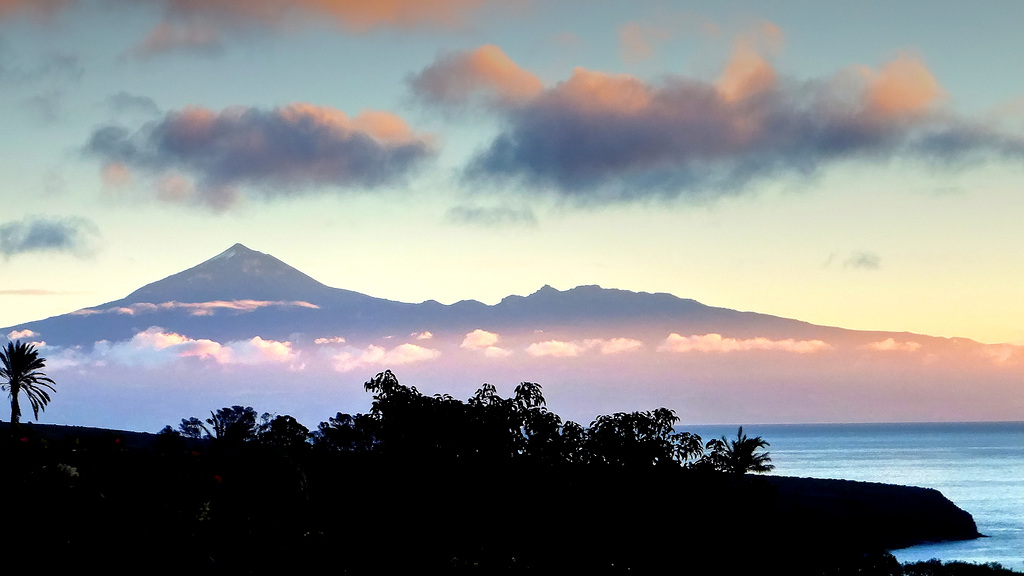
[{"left": 685, "top": 422, "right": 1024, "bottom": 571}]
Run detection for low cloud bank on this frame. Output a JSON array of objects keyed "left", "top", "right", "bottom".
[
  {"left": 72, "top": 300, "right": 319, "bottom": 317},
  {"left": 659, "top": 333, "right": 831, "bottom": 354}
]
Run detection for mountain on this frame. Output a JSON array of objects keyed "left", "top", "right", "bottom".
[
  {"left": 2, "top": 243, "right": 1019, "bottom": 432},
  {"left": 7, "top": 243, "right": 900, "bottom": 349},
  {"left": 122, "top": 242, "right": 344, "bottom": 304}
]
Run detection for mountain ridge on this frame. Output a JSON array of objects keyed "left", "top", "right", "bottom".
[
  {"left": 4, "top": 243, "right": 1019, "bottom": 431},
  {"left": 0, "top": 243, "right": 987, "bottom": 349}
]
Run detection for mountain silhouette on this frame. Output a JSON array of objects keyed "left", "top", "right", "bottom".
[
  {"left": 4, "top": 243, "right": 1016, "bottom": 431},
  {"left": 3, "top": 243, "right": 961, "bottom": 349},
  {"left": 122, "top": 243, "right": 344, "bottom": 304}
]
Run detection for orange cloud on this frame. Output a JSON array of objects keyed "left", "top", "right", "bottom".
[
  {"left": 156, "top": 174, "right": 196, "bottom": 203},
  {"left": 101, "top": 163, "right": 133, "bottom": 189},
  {"left": 130, "top": 21, "right": 222, "bottom": 59},
  {"left": 457, "top": 37, "right": 1014, "bottom": 200},
  {"left": 555, "top": 68, "right": 653, "bottom": 115},
  {"left": 716, "top": 46, "right": 776, "bottom": 103},
  {"left": 0, "top": 0, "right": 73, "bottom": 19},
  {"left": 149, "top": 0, "right": 487, "bottom": 34},
  {"left": 659, "top": 333, "right": 831, "bottom": 354},
  {"left": 619, "top": 22, "right": 672, "bottom": 64},
  {"left": 861, "top": 53, "right": 943, "bottom": 119},
  {"left": 408, "top": 44, "right": 543, "bottom": 107},
  {"left": 715, "top": 21, "right": 782, "bottom": 103}
]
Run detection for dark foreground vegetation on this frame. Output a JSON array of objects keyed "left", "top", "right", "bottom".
[{"left": 2, "top": 371, "right": 1004, "bottom": 575}]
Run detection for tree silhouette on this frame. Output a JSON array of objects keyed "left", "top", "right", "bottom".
[
  {"left": 0, "top": 340, "right": 56, "bottom": 425},
  {"left": 176, "top": 406, "right": 259, "bottom": 445},
  {"left": 706, "top": 426, "right": 774, "bottom": 477},
  {"left": 207, "top": 406, "right": 258, "bottom": 444},
  {"left": 259, "top": 414, "right": 312, "bottom": 450},
  {"left": 314, "top": 412, "right": 378, "bottom": 453}
]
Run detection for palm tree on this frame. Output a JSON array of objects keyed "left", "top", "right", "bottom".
[
  {"left": 0, "top": 340, "right": 56, "bottom": 425},
  {"left": 707, "top": 426, "right": 774, "bottom": 477}
]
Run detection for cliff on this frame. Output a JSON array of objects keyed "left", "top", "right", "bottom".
[{"left": 764, "top": 475, "right": 981, "bottom": 551}]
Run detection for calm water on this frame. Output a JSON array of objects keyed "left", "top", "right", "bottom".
[{"left": 685, "top": 422, "right": 1024, "bottom": 571}]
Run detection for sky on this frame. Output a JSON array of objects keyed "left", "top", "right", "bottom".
[{"left": 1, "top": 0, "right": 1022, "bottom": 348}]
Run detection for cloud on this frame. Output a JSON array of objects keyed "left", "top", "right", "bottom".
[
  {"left": 0, "top": 0, "right": 74, "bottom": 20},
  {"left": 982, "top": 344, "right": 1024, "bottom": 365},
  {"left": 526, "top": 339, "right": 587, "bottom": 358},
  {"left": 332, "top": 342, "right": 441, "bottom": 372},
  {"left": 445, "top": 204, "right": 537, "bottom": 227},
  {"left": 618, "top": 22, "right": 672, "bottom": 65},
  {"left": 128, "top": 21, "right": 223, "bottom": 60},
  {"left": 7, "top": 329, "right": 38, "bottom": 339},
  {"left": 409, "top": 44, "right": 543, "bottom": 108},
  {"left": 658, "top": 333, "right": 831, "bottom": 354},
  {"left": 481, "top": 346, "right": 512, "bottom": 359},
  {"left": 119, "top": 0, "right": 491, "bottom": 57},
  {"left": 155, "top": 0, "right": 486, "bottom": 31},
  {"left": 461, "top": 328, "right": 512, "bottom": 358},
  {"left": 21, "top": 89, "right": 65, "bottom": 122},
  {"left": 52, "top": 327, "right": 303, "bottom": 368},
  {"left": 0, "top": 215, "right": 99, "bottom": 258},
  {"left": 412, "top": 331, "right": 433, "bottom": 340},
  {"left": 71, "top": 300, "right": 319, "bottom": 317},
  {"left": 105, "top": 92, "right": 161, "bottom": 116},
  {"left": 859, "top": 52, "right": 943, "bottom": 119},
  {"left": 715, "top": 22, "right": 782, "bottom": 103},
  {"left": 407, "top": 39, "right": 1024, "bottom": 203},
  {"left": 845, "top": 251, "right": 881, "bottom": 270},
  {"left": 0, "top": 50, "right": 82, "bottom": 85},
  {"left": 866, "top": 338, "right": 922, "bottom": 352},
  {"left": 461, "top": 328, "right": 500, "bottom": 349},
  {"left": 314, "top": 336, "right": 347, "bottom": 345},
  {"left": 226, "top": 336, "right": 299, "bottom": 365},
  {"left": 526, "top": 337, "right": 644, "bottom": 357},
  {"left": 598, "top": 337, "right": 644, "bottom": 354},
  {"left": 101, "top": 163, "right": 133, "bottom": 189},
  {"left": 84, "top": 103, "right": 436, "bottom": 210}
]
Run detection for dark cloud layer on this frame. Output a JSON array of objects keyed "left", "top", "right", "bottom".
[
  {"left": 0, "top": 215, "right": 99, "bottom": 258},
  {"left": 411, "top": 47, "right": 1024, "bottom": 204},
  {"left": 85, "top": 104, "right": 436, "bottom": 209},
  {"left": 105, "top": 91, "right": 161, "bottom": 116}
]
